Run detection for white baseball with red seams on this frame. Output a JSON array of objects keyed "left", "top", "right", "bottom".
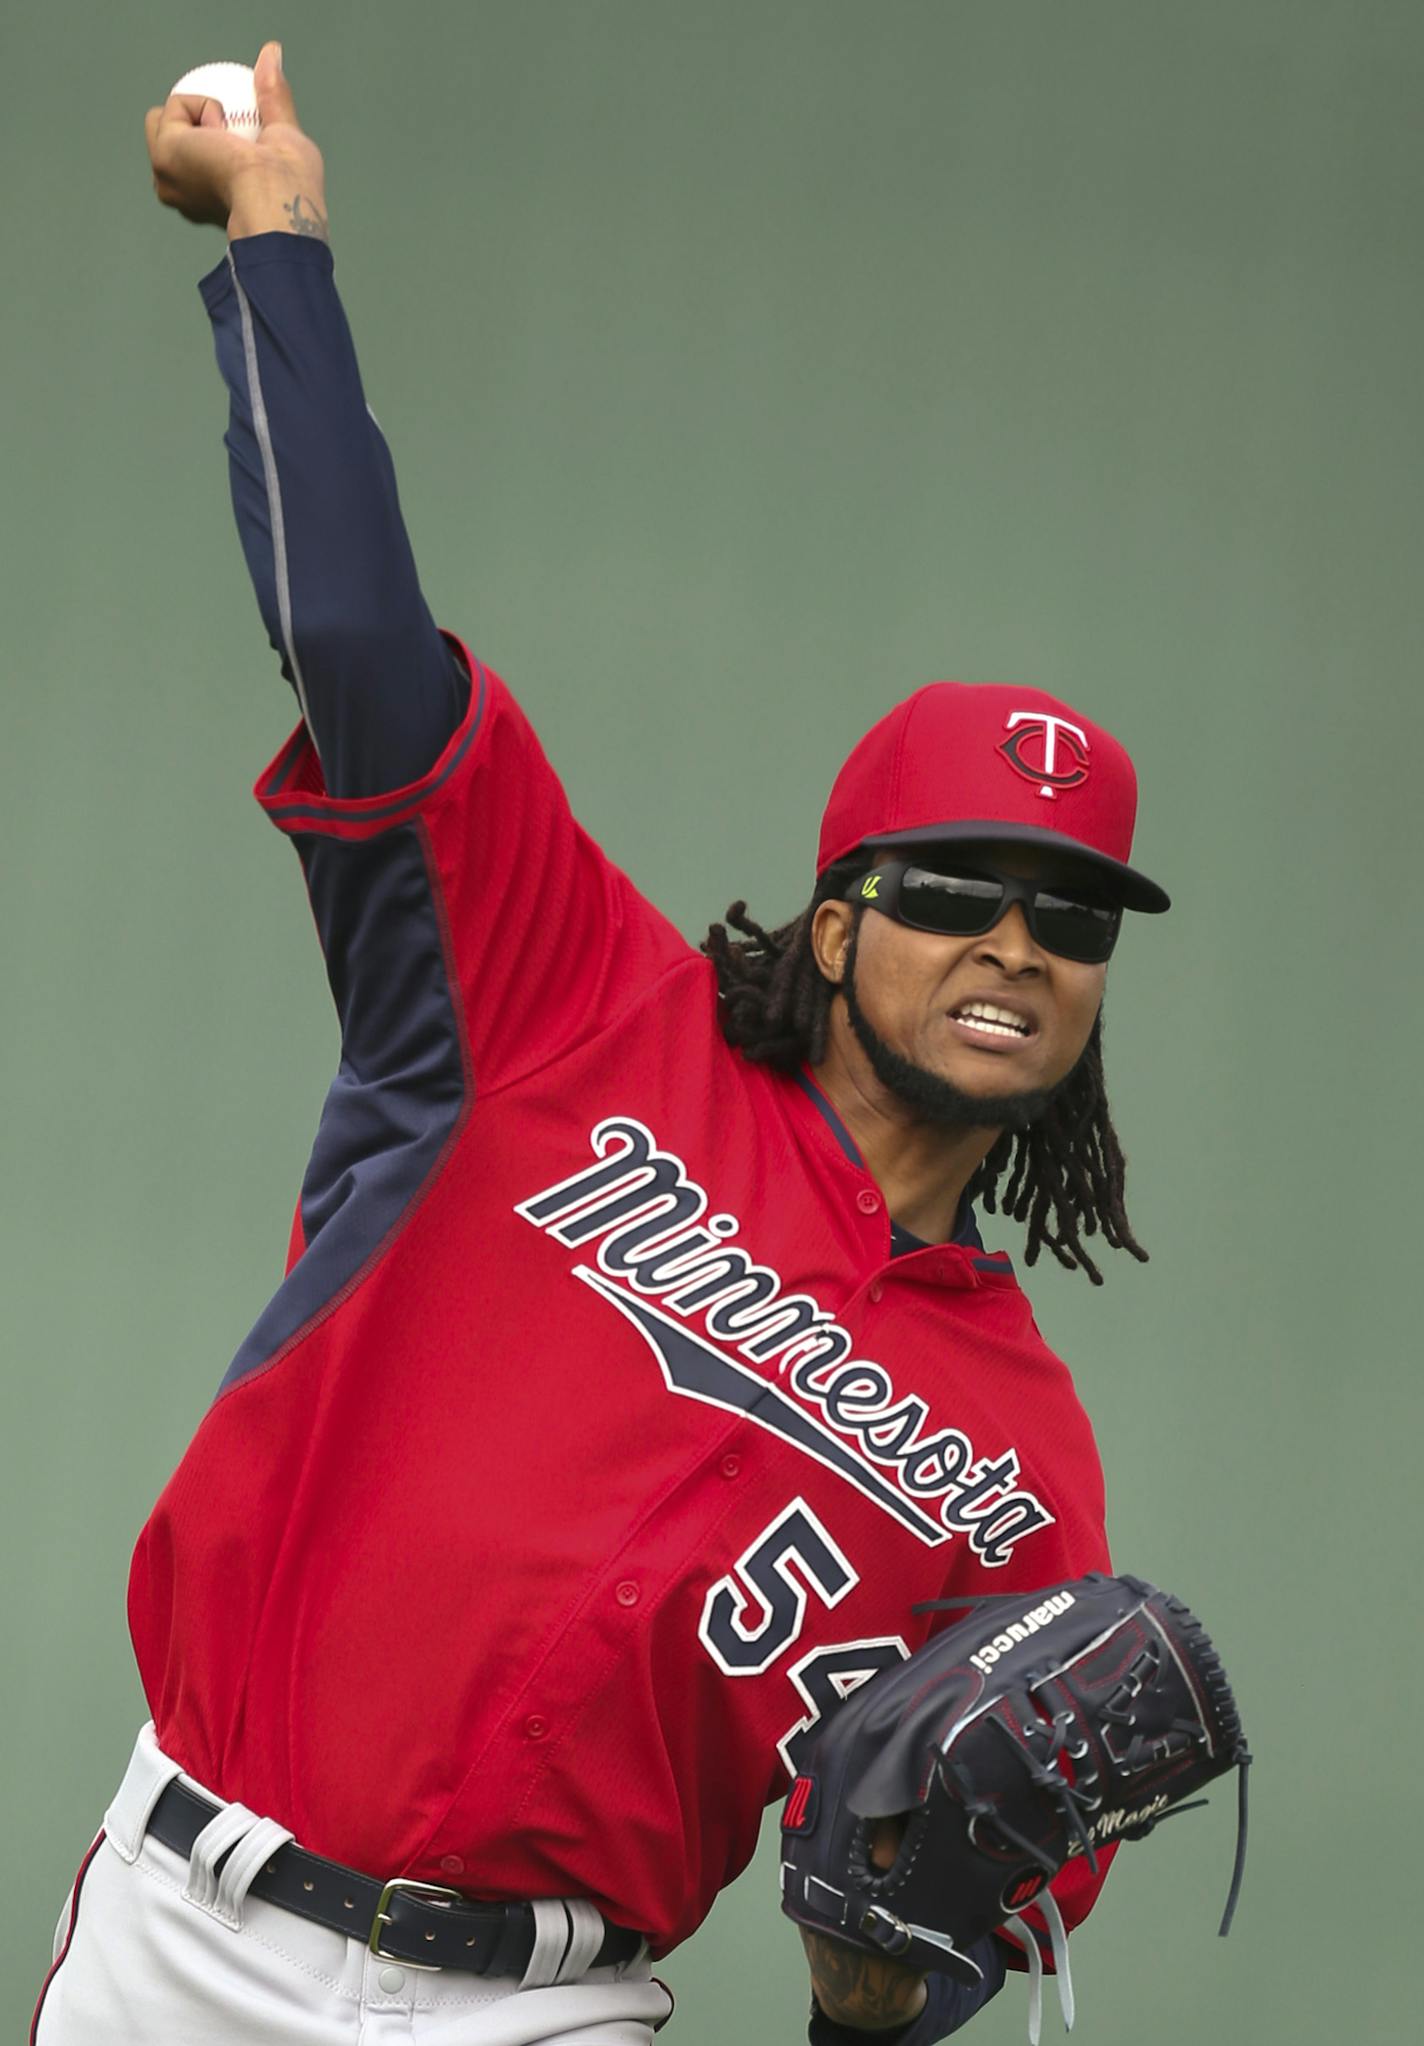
[{"left": 169, "top": 62, "right": 261, "bottom": 136}]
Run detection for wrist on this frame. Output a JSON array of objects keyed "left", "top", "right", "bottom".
[
  {"left": 227, "top": 177, "right": 329, "bottom": 243},
  {"left": 800, "top": 1926, "right": 929, "bottom": 2032},
  {"left": 809, "top": 1980, "right": 929, "bottom": 2036}
]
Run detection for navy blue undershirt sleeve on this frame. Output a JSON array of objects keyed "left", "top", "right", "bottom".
[
  {"left": 198, "top": 232, "right": 466, "bottom": 799},
  {"left": 807, "top": 1943, "right": 1006, "bottom": 2045}
]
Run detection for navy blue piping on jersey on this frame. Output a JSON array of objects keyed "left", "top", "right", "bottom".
[
  {"left": 793, "top": 1070, "right": 987, "bottom": 1257},
  {"left": 263, "top": 653, "right": 487, "bottom": 829},
  {"left": 220, "top": 823, "right": 468, "bottom": 1393},
  {"left": 795, "top": 1068, "right": 863, "bottom": 1165}
]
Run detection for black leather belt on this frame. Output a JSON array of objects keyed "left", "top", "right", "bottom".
[{"left": 146, "top": 1779, "right": 643, "bottom": 1977}]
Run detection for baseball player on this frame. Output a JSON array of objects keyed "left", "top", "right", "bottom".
[{"left": 33, "top": 45, "right": 1170, "bottom": 2045}]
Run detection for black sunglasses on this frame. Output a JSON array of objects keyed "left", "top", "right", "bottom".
[{"left": 846, "top": 860, "right": 1121, "bottom": 964}]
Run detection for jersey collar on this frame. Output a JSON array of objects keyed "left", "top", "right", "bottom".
[{"left": 793, "top": 1067, "right": 1001, "bottom": 1264}]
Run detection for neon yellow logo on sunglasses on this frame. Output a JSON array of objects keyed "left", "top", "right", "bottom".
[{"left": 860, "top": 875, "right": 881, "bottom": 900}]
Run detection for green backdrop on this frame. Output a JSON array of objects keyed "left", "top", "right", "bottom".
[{"left": 4, "top": 3, "right": 1418, "bottom": 2040}]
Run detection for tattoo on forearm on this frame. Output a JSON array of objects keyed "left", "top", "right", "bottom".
[
  {"left": 801, "top": 1928, "right": 928, "bottom": 2031},
  {"left": 282, "top": 193, "right": 329, "bottom": 241}
]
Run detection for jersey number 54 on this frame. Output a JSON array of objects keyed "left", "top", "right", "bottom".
[{"left": 696, "top": 1498, "right": 909, "bottom": 1777}]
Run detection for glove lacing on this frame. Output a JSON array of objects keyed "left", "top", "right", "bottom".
[{"left": 999, "top": 1708, "right": 1103, "bottom": 1874}]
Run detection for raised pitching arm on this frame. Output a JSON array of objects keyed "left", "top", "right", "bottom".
[{"left": 147, "top": 41, "right": 464, "bottom": 798}]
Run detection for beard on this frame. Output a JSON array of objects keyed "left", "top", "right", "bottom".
[{"left": 839, "top": 928, "right": 1076, "bottom": 1134}]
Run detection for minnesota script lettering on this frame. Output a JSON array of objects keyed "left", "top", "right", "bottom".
[{"left": 516, "top": 1117, "right": 1053, "bottom": 1564}]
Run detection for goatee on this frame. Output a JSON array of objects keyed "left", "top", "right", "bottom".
[{"left": 840, "top": 933, "right": 1074, "bottom": 1133}]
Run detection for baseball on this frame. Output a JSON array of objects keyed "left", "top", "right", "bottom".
[{"left": 169, "top": 61, "right": 261, "bottom": 138}]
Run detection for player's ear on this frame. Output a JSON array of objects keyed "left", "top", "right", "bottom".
[{"left": 811, "top": 899, "right": 854, "bottom": 985}]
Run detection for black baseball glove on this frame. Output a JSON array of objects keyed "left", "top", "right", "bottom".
[{"left": 780, "top": 1573, "right": 1248, "bottom": 2029}]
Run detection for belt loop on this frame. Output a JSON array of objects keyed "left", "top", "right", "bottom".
[
  {"left": 520, "top": 1899, "right": 571, "bottom": 1988},
  {"left": 614, "top": 1936, "right": 651, "bottom": 1983},
  {"left": 555, "top": 1899, "right": 605, "bottom": 1983},
  {"left": 184, "top": 1801, "right": 260, "bottom": 1922},
  {"left": 213, "top": 1815, "right": 296, "bottom": 1928},
  {"left": 105, "top": 1723, "right": 183, "bottom": 1866}
]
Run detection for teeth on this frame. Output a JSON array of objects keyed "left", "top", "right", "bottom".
[{"left": 955, "top": 1001, "right": 1030, "bottom": 1038}]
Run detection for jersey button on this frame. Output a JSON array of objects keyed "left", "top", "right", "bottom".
[
  {"left": 720, "top": 1453, "right": 741, "bottom": 1479},
  {"left": 615, "top": 1580, "right": 640, "bottom": 1607},
  {"left": 856, "top": 1189, "right": 882, "bottom": 1216},
  {"left": 440, "top": 1854, "right": 465, "bottom": 1877},
  {"left": 868, "top": 1280, "right": 884, "bottom": 1304},
  {"left": 524, "top": 1714, "right": 549, "bottom": 1740}
]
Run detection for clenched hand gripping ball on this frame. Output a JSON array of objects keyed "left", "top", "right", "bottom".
[{"left": 169, "top": 62, "right": 261, "bottom": 136}]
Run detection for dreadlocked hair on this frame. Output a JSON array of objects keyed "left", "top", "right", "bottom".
[
  {"left": 701, "top": 864, "right": 1148, "bottom": 1285},
  {"left": 966, "top": 1010, "right": 1147, "bottom": 1286},
  {"left": 700, "top": 857, "right": 862, "bottom": 1075}
]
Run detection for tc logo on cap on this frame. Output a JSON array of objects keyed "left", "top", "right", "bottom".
[{"left": 998, "top": 711, "right": 1090, "bottom": 801}]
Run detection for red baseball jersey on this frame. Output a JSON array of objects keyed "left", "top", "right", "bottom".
[{"left": 127, "top": 638, "right": 1114, "bottom": 1958}]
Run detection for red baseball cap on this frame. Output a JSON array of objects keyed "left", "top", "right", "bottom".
[{"left": 817, "top": 682, "right": 1169, "bottom": 913}]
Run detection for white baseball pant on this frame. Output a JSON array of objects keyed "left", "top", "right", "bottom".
[{"left": 32, "top": 1723, "right": 674, "bottom": 2045}]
